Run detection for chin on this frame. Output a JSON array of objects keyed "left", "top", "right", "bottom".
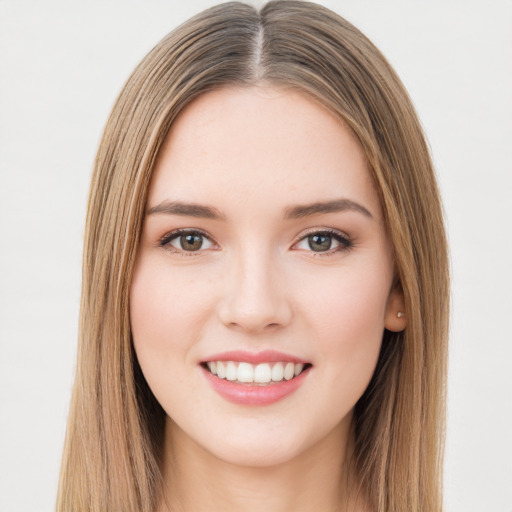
[
  {"left": 183, "top": 412, "right": 348, "bottom": 469},
  {"left": 204, "top": 434, "right": 308, "bottom": 468}
]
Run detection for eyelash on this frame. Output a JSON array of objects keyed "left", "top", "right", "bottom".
[
  {"left": 158, "top": 228, "right": 353, "bottom": 257},
  {"left": 294, "top": 228, "right": 353, "bottom": 256},
  {"left": 158, "top": 228, "right": 215, "bottom": 257}
]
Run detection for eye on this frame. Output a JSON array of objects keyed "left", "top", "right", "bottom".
[
  {"left": 293, "top": 229, "right": 352, "bottom": 254},
  {"left": 159, "top": 229, "right": 215, "bottom": 254}
]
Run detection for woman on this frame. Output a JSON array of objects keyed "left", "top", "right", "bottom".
[{"left": 57, "top": 1, "right": 449, "bottom": 511}]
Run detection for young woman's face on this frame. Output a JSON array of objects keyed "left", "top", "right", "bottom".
[{"left": 131, "top": 87, "right": 404, "bottom": 467}]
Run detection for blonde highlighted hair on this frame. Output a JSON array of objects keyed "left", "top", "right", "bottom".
[{"left": 57, "top": 2, "right": 449, "bottom": 511}]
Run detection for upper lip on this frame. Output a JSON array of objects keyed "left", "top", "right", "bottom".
[{"left": 201, "top": 350, "right": 310, "bottom": 365}]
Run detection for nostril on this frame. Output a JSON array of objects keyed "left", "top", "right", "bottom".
[{"left": 219, "top": 303, "right": 293, "bottom": 332}]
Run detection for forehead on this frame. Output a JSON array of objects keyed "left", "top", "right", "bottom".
[{"left": 148, "top": 86, "right": 381, "bottom": 219}]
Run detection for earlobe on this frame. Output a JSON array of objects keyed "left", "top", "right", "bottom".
[{"left": 385, "top": 286, "right": 407, "bottom": 332}]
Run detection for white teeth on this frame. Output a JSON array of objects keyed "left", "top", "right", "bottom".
[
  {"left": 237, "top": 362, "right": 254, "bottom": 383},
  {"left": 226, "top": 361, "right": 237, "bottom": 381},
  {"left": 216, "top": 361, "right": 226, "bottom": 379},
  {"left": 284, "top": 362, "right": 294, "bottom": 380},
  {"left": 205, "top": 360, "right": 307, "bottom": 383},
  {"left": 254, "top": 363, "right": 272, "bottom": 383},
  {"left": 271, "top": 362, "right": 284, "bottom": 381},
  {"left": 207, "top": 361, "right": 217, "bottom": 375}
]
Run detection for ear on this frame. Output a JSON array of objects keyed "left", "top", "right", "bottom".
[{"left": 384, "top": 284, "right": 407, "bottom": 332}]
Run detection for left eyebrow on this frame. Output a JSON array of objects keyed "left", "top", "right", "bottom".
[{"left": 284, "top": 198, "right": 373, "bottom": 220}]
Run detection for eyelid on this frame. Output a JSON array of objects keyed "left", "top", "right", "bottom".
[
  {"left": 291, "top": 227, "right": 353, "bottom": 255},
  {"left": 157, "top": 227, "right": 353, "bottom": 257},
  {"left": 158, "top": 228, "right": 218, "bottom": 255}
]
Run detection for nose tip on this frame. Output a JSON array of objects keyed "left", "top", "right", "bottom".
[
  {"left": 217, "top": 260, "right": 292, "bottom": 333},
  {"left": 219, "top": 299, "right": 289, "bottom": 333}
]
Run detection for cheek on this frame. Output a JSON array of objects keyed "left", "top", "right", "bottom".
[
  {"left": 129, "top": 257, "right": 219, "bottom": 422},
  {"left": 129, "top": 257, "right": 212, "bottom": 368},
  {"left": 298, "top": 260, "right": 391, "bottom": 390},
  {"left": 304, "top": 261, "right": 390, "bottom": 336}
]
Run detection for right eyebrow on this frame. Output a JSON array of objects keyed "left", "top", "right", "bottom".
[{"left": 146, "top": 200, "right": 226, "bottom": 220}]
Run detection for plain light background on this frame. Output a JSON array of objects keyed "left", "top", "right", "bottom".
[{"left": 0, "top": 1, "right": 510, "bottom": 511}]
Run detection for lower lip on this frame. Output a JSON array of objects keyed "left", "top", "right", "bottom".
[{"left": 201, "top": 365, "right": 310, "bottom": 406}]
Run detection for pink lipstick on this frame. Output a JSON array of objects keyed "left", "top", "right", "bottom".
[{"left": 200, "top": 350, "right": 311, "bottom": 405}]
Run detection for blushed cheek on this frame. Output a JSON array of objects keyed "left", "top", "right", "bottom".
[
  {"left": 303, "top": 271, "right": 389, "bottom": 372},
  {"left": 129, "top": 259, "right": 182, "bottom": 367},
  {"left": 130, "top": 259, "right": 212, "bottom": 360},
  {"left": 130, "top": 261, "right": 188, "bottom": 404},
  {"left": 312, "top": 266, "right": 386, "bottom": 320}
]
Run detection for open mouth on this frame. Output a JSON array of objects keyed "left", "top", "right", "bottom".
[{"left": 201, "top": 361, "right": 312, "bottom": 386}]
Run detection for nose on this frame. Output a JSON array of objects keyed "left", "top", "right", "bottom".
[{"left": 217, "top": 248, "right": 292, "bottom": 333}]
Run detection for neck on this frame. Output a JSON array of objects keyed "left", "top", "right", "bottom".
[{"left": 157, "top": 416, "right": 369, "bottom": 512}]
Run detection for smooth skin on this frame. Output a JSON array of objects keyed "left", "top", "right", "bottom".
[{"left": 130, "top": 86, "right": 406, "bottom": 512}]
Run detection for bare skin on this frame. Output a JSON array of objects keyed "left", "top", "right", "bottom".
[
  {"left": 131, "top": 86, "right": 405, "bottom": 512},
  {"left": 159, "top": 418, "right": 366, "bottom": 512}
]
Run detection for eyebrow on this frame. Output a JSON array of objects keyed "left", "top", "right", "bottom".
[
  {"left": 147, "top": 201, "right": 225, "bottom": 220},
  {"left": 284, "top": 198, "right": 373, "bottom": 220},
  {"left": 147, "top": 198, "right": 373, "bottom": 220}
]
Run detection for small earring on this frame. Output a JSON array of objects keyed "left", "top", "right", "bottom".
[{"left": 397, "top": 311, "right": 404, "bottom": 318}]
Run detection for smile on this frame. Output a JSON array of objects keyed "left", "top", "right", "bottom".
[
  {"left": 204, "top": 361, "right": 306, "bottom": 385},
  {"left": 200, "top": 351, "right": 312, "bottom": 406}
]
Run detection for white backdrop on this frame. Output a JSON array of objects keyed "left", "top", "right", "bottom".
[{"left": 0, "top": 1, "right": 510, "bottom": 511}]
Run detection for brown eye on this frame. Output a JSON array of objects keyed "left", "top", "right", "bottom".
[
  {"left": 307, "top": 234, "right": 332, "bottom": 252},
  {"left": 160, "top": 230, "right": 214, "bottom": 253},
  {"left": 180, "top": 233, "right": 204, "bottom": 251},
  {"left": 293, "top": 230, "right": 353, "bottom": 255}
]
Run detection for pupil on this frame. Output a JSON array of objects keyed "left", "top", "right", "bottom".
[
  {"left": 181, "top": 234, "right": 202, "bottom": 251},
  {"left": 309, "top": 234, "right": 331, "bottom": 251}
]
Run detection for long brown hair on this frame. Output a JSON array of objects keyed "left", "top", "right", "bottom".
[{"left": 57, "top": 2, "right": 449, "bottom": 511}]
